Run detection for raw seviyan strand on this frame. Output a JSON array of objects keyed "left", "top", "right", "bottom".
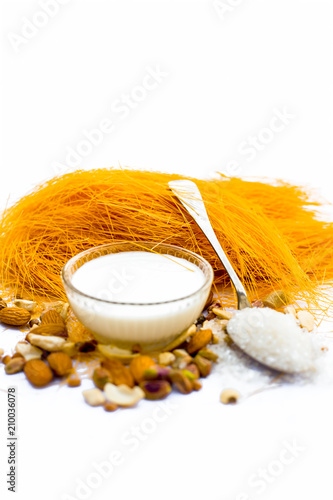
[{"left": 0, "top": 169, "right": 332, "bottom": 317}]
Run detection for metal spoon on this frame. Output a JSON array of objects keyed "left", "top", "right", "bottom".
[
  {"left": 169, "top": 179, "right": 318, "bottom": 373},
  {"left": 168, "top": 179, "right": 251, "bottom": 310}
]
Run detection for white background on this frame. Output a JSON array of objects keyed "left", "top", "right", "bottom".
[{"left": 0, "top": 1, "right": 332, "bottom": 499}]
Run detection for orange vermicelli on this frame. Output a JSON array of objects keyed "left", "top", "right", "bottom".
[{"left": 0, "top": 169, "right": 332, "bottom": 315}]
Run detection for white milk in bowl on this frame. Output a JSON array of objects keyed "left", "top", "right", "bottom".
[{"left": 65, "top": 249, "right": 213, "bottom": 350}]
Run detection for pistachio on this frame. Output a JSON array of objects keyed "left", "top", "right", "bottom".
[
  {"left": 182, "top": 369, "right": 196, "bottom": 381},
  {"left": 140, "top": 380, "right": 172, "bottom": 400},
  {"left": 169, "top": 370, "right": 193, "bottom": 394},
  {"left": 129, "top": 355, "right": 155, "bottom": 383},
  {"left": 5, "top": 357, "right": 26, "bottom": 374},
  {"left": 83, "top": 388, "right": 106, "bottom": 407},
  {"left": 183, "top": 363, "right": 200, "bottom": 379},
  {"left": 192, "top": 379, "right": 202, "bottom": 391},
  {"left": 197, "top": 348, "right": 219, "bottom": 362},
  {"left": 263, "top": 290, "right": 290, "bottom": 309},
  {"left": 143, "top": 365, "right": 171, "bottom": 381},
  {"left": 296, "top": 311, "right": 315, "bottom": 332},
  {"left": 15, "top": 341, "right": 43, "bottom": 361},
  {"left": 14, "top": 299, "right": 37, "bottom": 311},
  {"left": 193, "top": 355, "right": 212, "bottom": 377},
  {"left": 27, "top": 333, "right": 67, "bottom": 351},
  {"left": 104, "top": 383, "right": 145, "bottom": 407},
  {"left": 220, "top": 388, "right": 240, "bottom": 404},
  {"left": 67, "top": 373, "right": 81, "bottom": 387},
  {"left": 158, "top": 352, "right": 176, "bottom": 366},
  {"left": 212, "top": 308, "right": 233, "bottom": 320},
  {"left": 93, "top": 368, "right": 112, "bottom": 390}
]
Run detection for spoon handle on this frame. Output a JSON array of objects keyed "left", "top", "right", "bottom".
[{"left": 168, "top": 179, "right": 251, "bottom": 310}]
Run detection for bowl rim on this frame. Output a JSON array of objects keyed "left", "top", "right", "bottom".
[{"left": 61, "top": 241, "right": 214, "bottom": 306}]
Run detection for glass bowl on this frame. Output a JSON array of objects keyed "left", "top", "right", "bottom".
[{"left": 61, "top": 241, "right": 213, "bottom": 351}]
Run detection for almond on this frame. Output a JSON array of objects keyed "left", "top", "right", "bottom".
[
  {"left": 129, "top": 355, "right": 155, "bottom": 383},
  {"left": 31, "top": 323, "right": 67, "bottom": 337},
  {"left": 187, "top": 329, "right": 212, "bottom": 354},
  {"left": 47, "top": 352, "right": 73, "bottom": 376},
  {"left": 41, "top": 309, "right": 66, "bottom": 326},
  {"left": 101, "top": 358, "right": 134, "bottom": 387},
  {"left": 0, "top": 307, "right": 31, "bottom": 326},
  {"left": 24, "top": 359, "right": 53, "bottom": 387}
]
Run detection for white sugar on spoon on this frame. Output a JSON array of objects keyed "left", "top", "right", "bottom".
[
  {"left": 169, "top": 180, "right": 319, "bottom": 374},
  {"left": 227, "top": 307, "right": 318, "bottom": 373}
]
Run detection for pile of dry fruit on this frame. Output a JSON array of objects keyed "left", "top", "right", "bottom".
[
  {"left": 0, "top": 295, "right": 223, "bottom": 412},
  {"left": 0, "top": 290, "right": 317, "bottom": 410}
]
